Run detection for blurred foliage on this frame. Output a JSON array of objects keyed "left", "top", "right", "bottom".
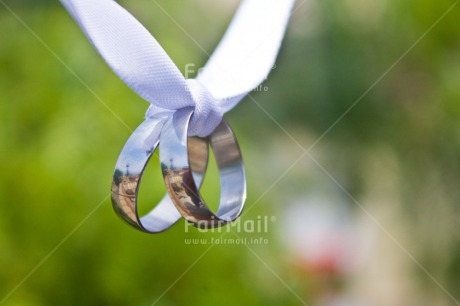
[{"left": 1, "top": 0, "right": 460, "bottom": 305}]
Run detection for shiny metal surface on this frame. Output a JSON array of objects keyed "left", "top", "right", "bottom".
[
  {"left": 160, "top": 108, "right": 246, "bottom": 228},
  {"left": 111, "top": 115, "right": 209, "bottom": 233}
]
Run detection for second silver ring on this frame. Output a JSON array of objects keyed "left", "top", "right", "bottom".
[{"left": 160, "top": 108, "right": 246, "bottom": 228}]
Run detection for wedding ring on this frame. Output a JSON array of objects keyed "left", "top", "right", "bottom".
[
  {"left": 160, "top": 108, "right": 246, "bottom": 228},
  {"left": 111, "top": 115, "right": 209, "bottom": 233}
]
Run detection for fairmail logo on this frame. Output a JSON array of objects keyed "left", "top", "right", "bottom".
[{"left": 184, "top": 215, "right": 276, "bottom": 233}]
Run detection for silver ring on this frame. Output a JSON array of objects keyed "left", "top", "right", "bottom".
[
  {"left": 160, "top": 108, "right": 246, "bottom": 228},
  {"left": 111, "top": 115, "right": 209, "bottom": 233}
]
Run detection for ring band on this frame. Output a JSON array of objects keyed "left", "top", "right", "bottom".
[
  {"left": 160, "top": 108, "right": 246, "bottom": 228},
  {"left": 111, "top": 115, "right": 209, "bottom": 233}
]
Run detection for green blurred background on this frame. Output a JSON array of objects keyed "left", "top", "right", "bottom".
[{"left": 1, "top": 0, "right": 460, "bottom": 305}]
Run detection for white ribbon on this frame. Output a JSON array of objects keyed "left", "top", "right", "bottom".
[{"left": 61, "top": 0, "right": 295, "bottom": 137}]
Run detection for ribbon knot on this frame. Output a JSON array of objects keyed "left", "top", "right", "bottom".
[
  {"left": 144, "top": 79, "right": 223, "bottom": 137},
  {"left": 186, "top": 79, "right": 223, "bottom": 137}
]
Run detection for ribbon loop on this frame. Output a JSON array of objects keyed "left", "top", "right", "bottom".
[{"left": 61, "top": 0, "right": 295, "bottom": 136}]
